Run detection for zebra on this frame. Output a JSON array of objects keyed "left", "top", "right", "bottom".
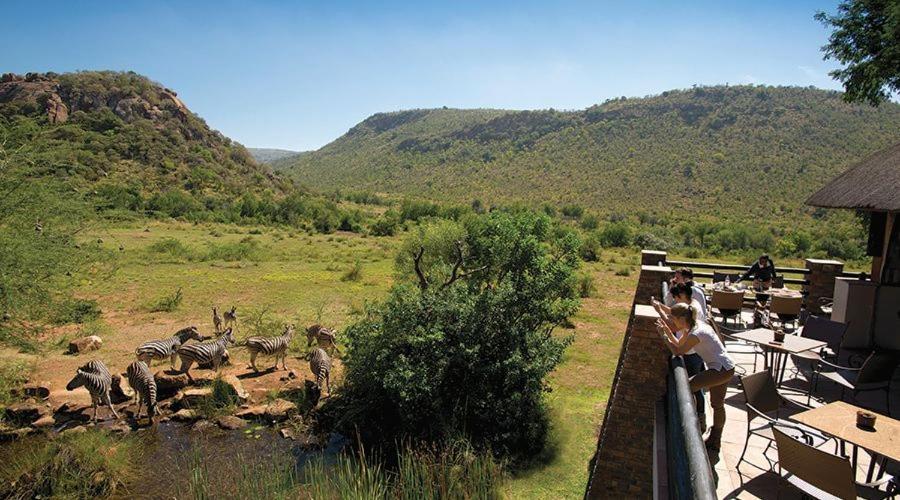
[
  {"left": 223, "top": 306, "right": 237, "bottom": 330},
  {"left": 212, "top": 307, "right": 223, "bottom": 333},
  {"left": 176, "top": 328, "right": 235, "bottom": 383},
  {"left": 125, "top": 360, "right": 157, "bottom": 421},
  {"left": 306, "top": 324, "right": 340, "bottom": 355},
  {"left": 135, "top": 326, "right": 202, "bottom": 369},
  {"left": 66, "top": 360, "right": 119, "bottom": 422},
  {"left": 307, "top": 348, "right": 332, "bottom": 397},
  {"left": 245, "top": 324, "right": 295, "bottom": 372}
]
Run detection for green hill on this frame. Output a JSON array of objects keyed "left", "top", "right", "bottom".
[
  {"left": 280, "top": 86, "right": 900, "bottom": 223},
  {"left": 248, "top": 147, "right": 304, "bottom": 164},
  {"left": 0, "top": 71, "right": 291, "bottom": 210}
]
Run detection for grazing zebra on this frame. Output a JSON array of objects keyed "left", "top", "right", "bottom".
[
  {"left": 125, "top": 360, "right": 157, "bottom": 420},
  {"left": 176, "top": 328, "right": 235, "bottom": 383},
  {"left": 66, "top": 360, "right": 119, "bottom": 422},
  {"left": 306, "top": 324, "right": 340, "bottom": 355},
  {"left": 212, "top": 307, "right": 223, "bottom": 333},
  {"left": 307, "top": 348, "right": 332, "bottom": 396},
  {"left": 223, "top": 306, "right": 237, "bottom": 330},
  {"left": 135, "top": 326, "right": 202, "bottom": 369},
  {"left": 245, "top": 324, "right": 295, "bottom": 372}
]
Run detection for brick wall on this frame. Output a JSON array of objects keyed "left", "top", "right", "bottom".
[
  {"left": 586, "top": 266, "right": 672, "bottom": 499},
  {"left": 641, "top": 250, "right": 668, "bottom": 267},
  {"left": 804, "top": 258, "right": 844, "bottom": 315}
]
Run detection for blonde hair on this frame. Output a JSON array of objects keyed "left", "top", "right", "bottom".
[{"left": 670, "top": 302, "right": 697, "bottom": 329}]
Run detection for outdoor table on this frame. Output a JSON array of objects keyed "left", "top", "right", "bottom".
[
  {"left": 730, "top": 328, "right": 826, "bottom": 386},
  {"left": 791, "top": 401, "right": 900, "bottom": 483}
]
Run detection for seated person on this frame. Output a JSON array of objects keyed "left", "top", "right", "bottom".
[
  {"left": 737, "top": 254, "right": 777, "bottom": 290},
  {"left": 665, "top": 268, "right": 708, "bottom": 318}
]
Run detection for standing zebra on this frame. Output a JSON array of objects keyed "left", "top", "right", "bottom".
[
  {"left": 66, "top": 360, "right": 120, "bottom": 422},
  {"left": 135, "top": 326, "right": 202, "bottom": 369},
  {"left": 306, "top": 324, "right": 340, "bottom": 355},
  {"left": 223, "top": 306, "right": 237, "bottom": 330},
  {"left": 176, "top": 328, "right": 235, "bottom": 383},
  {"left": 245, "top": 324, "right": 295, "bottom": 372},
  {"left": 125, "top": 360, "right": 157, "bottom": 421},
  {"left": 307, "top": 348, "right": 332, "bottom": 396},
  {"left": 212, "top": 307, "right": 223, "bottom": 333}
]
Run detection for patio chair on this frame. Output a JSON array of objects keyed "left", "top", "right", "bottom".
[
  {"left": 773, "top": 427, "right": 896, "bottom": 499},
  {"left": 772, "top": 275, "right": 785, "bottom": 289},
  {"left": 816, "top": 350, "right": 899, "bottom": 416},
  {"left": 789, "top": 316, "right": 849, "bottom": 405},
  {"left": 737, "top": 371, "right": 833, "bottom": 472},
  {"left": 769, "top": 294, "right": 802, "bottom": 330},
  {"left": 712, "top": 271, "right": 741, "bottom": 284},
  {"left": 711, "top": 289, "right": 745, "bottom": 326}
]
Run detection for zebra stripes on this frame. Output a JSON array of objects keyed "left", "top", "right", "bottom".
[
  {"left": 308, "top": 348, "right": 331, "bottom": 395},
  {"left": 66, "top": 360, "right": 119, "bottom": 422},
  {"left": 136, "top": 326, "right": 202, "bottom": 369},
  {"left": 306, "top": 324, "right": 340, "bottom": 355},
  {"left": 125, "top": 360, "right": 157, "bottom": 420},
  {"left": 176, "top": 328, "right": 235, "bottom": 383},
  {"left": 246, "top": 324, "right": 295, "bottom": 372}
]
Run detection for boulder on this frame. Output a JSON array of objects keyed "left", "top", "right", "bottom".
[
  {"left": 61, "top": 425, "right": 87, "bottom": 435},
  {"left": 171, "top": 409, "right": 199, "bottom": 422},
  {"left": 279, "top": 428, "right": 296, "bottom": 440},
  {"left": 216, "top": 415, "right": 247, "bottom": 430},
  {"left": 191, "top": 420, "right": 216, "bottom": 432},
  {"left": 264, "top": 399, "right": 297, "bottom": 422},
  {"left": 235, "top": 405, "right": 267, "bottom": 420},
  {"left": 176, "top": 387, "right": 212, "bottom": 409},
  {"left": 155, "top": 371, "right": 189, "bottom": 399},
  {"left": 219, "top": 374, "right": 248, "bottom": 402},
  {"left": 14, "top": 383, "right": 51, "bottom": 400},
  {"left": 31, "top": 415, "right": 56, "bottom": 429},
  {"left": 5, "top": 402, "right": 49, "bottom": 426},
  {"left": 108, "top": 421, "right": 132, "bottom": 435},
  {"left": 109, "top": 375, "right": 134, "bottom": 404},
  {"left": 68, "top": 335, "right": 102, "bottom": 354}
]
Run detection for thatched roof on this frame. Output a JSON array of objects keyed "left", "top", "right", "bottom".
[{"left": 806, "top": 142, "right": 900, "bottom": 212}]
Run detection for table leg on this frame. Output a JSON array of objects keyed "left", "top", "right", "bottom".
[
  {"left": 777, "top": 351, "right": 790, "bottom": 387},
  {"left": 852, "top": 445, "right": 859, "bottom": 477}
]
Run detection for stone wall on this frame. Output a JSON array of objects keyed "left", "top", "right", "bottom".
[
  {"left": 586, "top": 265, "right": 672, "bottom": 499},
  {"left": 804, "top": 258, "right": 844, "bottom": 315}
]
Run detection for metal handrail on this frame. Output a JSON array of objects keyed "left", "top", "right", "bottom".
[
  {"left": 666, "top": 356, "right": 717, "bottom": 499},
  {"left": 665, "top": 259, "right": 810, "bottom": 275}
]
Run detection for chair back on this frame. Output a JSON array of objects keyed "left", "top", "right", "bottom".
[
  {"left": 773, "top": 427, "right": 857, "bottom": 500},
  {"left": 740, "top": 371, "right": 781, "bottom": 415},
  {"left": 712, "top": 289, "right": 744, "bottom": 310},
  {"left": 713, "top": 271, "right": 741, "bottom": 284},
  {"left": 772, "top": 275, "right": 785, "bottom": 288},
  {"left": 771, "top": 295, "right": 802, "bottom": 316},
  {"left": 857, "top": 350, "right": 900, "bottom": 385},
  {"left": 800, "top": 316, "right": 847, "bottom": 354}
]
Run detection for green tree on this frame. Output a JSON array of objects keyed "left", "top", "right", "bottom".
[
  {"left": 327, "top": 210, "right": 580, "bottom": 460},
  {"left": 817, "top": 1, "right": 900, "bottom": 105}
]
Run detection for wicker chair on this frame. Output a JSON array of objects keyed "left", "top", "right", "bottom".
[
  {"left": 711, "top": 289, "right": 745, "bottom": 326},
  {"left": 712, "top": 271, "right": 741, "bottom": 284},
  {"left": 769, "top": 294, "right": 803, "bottom": 330},
  {"left": 773, "top": 427, "right": 896, "bottom": 499},
  {"left": 737, "top": 371, "right": 832, "bottom": 472}
]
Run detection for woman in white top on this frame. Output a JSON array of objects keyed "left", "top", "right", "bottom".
[{"left": 656, "top": 302, "right": 735, "bottom": 452}]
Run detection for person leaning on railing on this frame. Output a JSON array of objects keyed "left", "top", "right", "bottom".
[
  {"left": 664, "top": 267, "right": 708, "bottom": 318},
  {"left": 654, "top": 283, "right": 709, "bottom": 432},
  {"left": 655, "top": 302, "right": 735, "bottom": 453},
  {"left": 736, "top": 254, "right": 777, "bottom": 290}
]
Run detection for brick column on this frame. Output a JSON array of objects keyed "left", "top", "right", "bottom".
[
  {"left": 804, "top": 258, "right": 844, "bottom": 315},
  {"left": 635, "top": 264, "right": 673, "bottom": 305},
  {"left": 587, "top": 304, "right": 670, "bottom": 498},
  {"left": 641, "top": 249, "right": 668, "bottom": 267}
]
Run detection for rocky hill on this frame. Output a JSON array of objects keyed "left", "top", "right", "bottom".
[
  {"left": 0, "top": 71, "right": 291, "bottom": 209},
  {"left": 279, "top": 86, "right": 900, "bottom": 223},
  {"left": 248, "top": 148, "right": 304, "bottom": 164}
]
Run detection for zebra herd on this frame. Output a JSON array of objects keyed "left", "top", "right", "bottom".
[{"left": 65, "top": 306, "right": 338, "bottom": 424}]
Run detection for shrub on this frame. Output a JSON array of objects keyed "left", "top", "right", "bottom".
[
  {"left": 204, "top": 237, "right": 261, "bottom": 261},
  {"left": 615, "top": 266, "right": 632, "bottom": 276},
  {"left": 51, "top": 298, "right": 102, "bottom": 325},
  {"left": 341, "top": 260, "right": 364, "bottom": 282},
  {"left": 194, "top": 376, "right": 242, "bottom": 419},
  {"left": 634, "top": 231, "right": 669, "bottom": 251},
  {"left": 600, "top": 222, "right": 633, "bottom": 247},
  {"left": 578, "top": 273, "right": 596, "bottom": 298},
  {"left": 580, "top": 213, "right": 600, "bottom": 230},
  {"left": 0, "top": 430, "right": 138, "bottom": 498},
  {"left": 0, "top": 361, "right": 29, "bottom": 419},
  {"left": 147, "top": 237, "right": 196, "bottom": 261},
  {"left": 148, "top": 287, "right": 183, "bottom": 312},
  {"left": 330, "top": 210, "right": 579, "bottom": 460},
  {"left": 561, "top": 204, "right": 584, "bottom": 218},
  {"left": 370, "top": 210, "right": 401, "bottom": 237},
  {"left": 579, "top": 232, "right": 603, "bottom": 262}
]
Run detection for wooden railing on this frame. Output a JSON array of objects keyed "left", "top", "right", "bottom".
[{"left": 664, "top": 259, "right": 810, "bottom": 287}]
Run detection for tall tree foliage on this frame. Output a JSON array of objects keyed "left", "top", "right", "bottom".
[
  {"left": 817, "top": 0, "right": 900, "bottom": 105},
  {"left": 327, "top": 210, "right": 580, "bottom": 460}
]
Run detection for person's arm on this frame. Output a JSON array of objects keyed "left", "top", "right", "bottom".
[
  {"left": 651, "top": 298, "right": 676, "bottom": 332},
  {"left": 739, "top": 263, "right": 758, "bottom": 282},
  {"left": 656, "top": 319, "right": 700, "bottom": 355}
]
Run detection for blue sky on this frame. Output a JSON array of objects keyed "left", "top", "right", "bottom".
[{"left": 1, "top": 1, "right": 842, "bottom": 151}]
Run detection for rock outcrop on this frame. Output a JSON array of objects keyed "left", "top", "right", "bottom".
[{"left": 67, "top": 335, "right": 102, "bottom": 354}]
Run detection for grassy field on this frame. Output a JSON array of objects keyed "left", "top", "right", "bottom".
[{"left": 0, "top": 220, "right": 637, "bottom": 498}]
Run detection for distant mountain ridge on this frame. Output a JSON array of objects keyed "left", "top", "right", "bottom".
[
  {"left": 0, "top": 71, "right": 291, "bottom": 202},
  {"left": 279, "top": 85, "right": 900, "bottom": 223},
  {"left": 249, "top": 147, "right": 304, "bottom": 164}
]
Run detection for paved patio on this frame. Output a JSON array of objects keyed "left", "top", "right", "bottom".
[{"left": 702, "top": 313, "right": 897, "bottom": 499}]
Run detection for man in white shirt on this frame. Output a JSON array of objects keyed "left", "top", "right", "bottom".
[{"left": 664, "top": 267, "right": 708, "bottom": 318}]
